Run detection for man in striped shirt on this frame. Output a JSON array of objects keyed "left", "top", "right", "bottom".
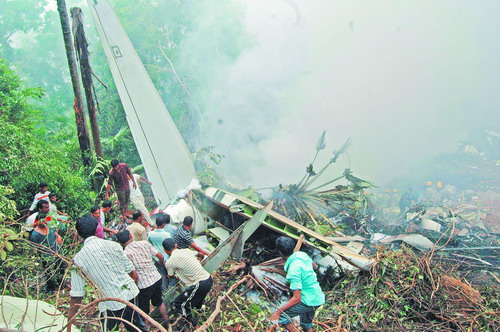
[
  {"left": 173, "top": 216, "right": 210, "bottom": 256},
  {"left": 68, "top": 215, "right": 147, "bottom": 332},
  {"left": 163, "top": 238, "right": 213, "bottom": 323},
  {"left": 117, "top": 230, "right": 169, "bottom": 323}
]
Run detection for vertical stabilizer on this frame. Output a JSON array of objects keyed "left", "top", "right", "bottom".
[{"left": 86, "top": 0, "right": 196, "bottom": 208}]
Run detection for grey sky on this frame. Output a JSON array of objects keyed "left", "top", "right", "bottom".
[{"left": 203, "top": 0, "right": 500, "bottom": 188}]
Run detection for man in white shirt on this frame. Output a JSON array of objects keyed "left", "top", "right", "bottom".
[
  {"left": 67, "top": 215, "right": 147, "bottom": 332},
  {"left": 27, "top": 182, "right": 50, "bottom": 215},
  {"left": 128, "top": 173, "right": 153, "bottom": 225},
  {"left": 26, "top": 200, "right": 50, "bottom": 236}
]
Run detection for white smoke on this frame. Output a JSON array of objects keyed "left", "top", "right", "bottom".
[{"left": 197, "top": 0, "right": 500, "bottom": 189}]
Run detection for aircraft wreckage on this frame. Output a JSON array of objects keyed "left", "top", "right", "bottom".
[{"left": 86, "top": 0, "right": 374, "bottom": 281}]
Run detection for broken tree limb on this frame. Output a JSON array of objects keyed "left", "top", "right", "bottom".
[
  {"left": 59, "top": 297, "right": 167, "bottom": 332},
  {"left": 294, "top": 234, "right": 305, "bottom": 252},
  {"left": 194, "top": 276, "right": 250, "bottom": 332},
  {"left": 439, "top": 246, "right": 500, "bottom": 251}
]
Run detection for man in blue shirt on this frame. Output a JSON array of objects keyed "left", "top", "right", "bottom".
[{"left": 270, "top": 236, "right": 325, "bottom": 332}]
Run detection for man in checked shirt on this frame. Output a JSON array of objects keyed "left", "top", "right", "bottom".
[{"left": 117, "top": 229, "right": 169, "bottom": 324}]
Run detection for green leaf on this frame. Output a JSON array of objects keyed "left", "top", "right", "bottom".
[{"left": 5, "top": 241, "right": 13, "bottom": 251}]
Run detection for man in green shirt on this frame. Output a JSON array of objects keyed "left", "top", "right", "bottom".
[
  {"left": 270, "top": 236, "right": 325, "bottom": 332},
  {"left": 148, "top": 214, "right": 172, "bottom": 290}
]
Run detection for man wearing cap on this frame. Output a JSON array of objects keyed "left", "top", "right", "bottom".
[
  {"left": 270, "top": 236, "right": 325, "bottom": 332},
  {"left": 162, "top": 238, "right": 212, "bottom": 322}
]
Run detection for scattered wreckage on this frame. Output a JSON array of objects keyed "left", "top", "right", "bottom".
[{"left": 85, "top": 1, "right": 498, "bottom": 330}]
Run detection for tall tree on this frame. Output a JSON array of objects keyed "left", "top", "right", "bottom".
[
  {"left": 71, "top": 7, "right": 103, "bottom": 157},
  {"left": 56, "top": 0, "right": 92, "bottom": 166}
]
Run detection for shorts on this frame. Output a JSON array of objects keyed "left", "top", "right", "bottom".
[
  {"left": 278, "top": 302, "right": 320, "bottom": 330},
  {"left": 116, "top": 190, "right": 130, "bottom": 208},
  {"left": 137, "top": 279, "right": 163, "bottom": 314}
]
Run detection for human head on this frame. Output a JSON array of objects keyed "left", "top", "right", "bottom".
[
  {"left": 116, "top": 230, "right": 132, "bottom": 245},
  {"left": 39, "top": 182, "right": 48, "bottom": 192},
  {"left": 111, "top": 159, "right": 120, "bottom": 170},
  {"left": 132, "top": 210, "right": 143, "bottom": 222},
  {"left": 162, "top": 238, "right": 176, "bottom": 254},
  {"left": 276, "top": 236, "right": 295, "bottom": 258},
  {"left": 36, "top": 213, "right": 48, "bottom": 226},
  {"left": 48, "top": 192, "right": 57, "bottom": 203},
  {"left": 102, "top": 200, "right": 112, "bottom": 213},
  {"left": 90, "top": 205, "right": 101, "bottom": 219},
  {"left": 183, "top": 216, "right": 193, "bottom": 229},
  {"left": 37, "top": 199, "right": 50, "bottom": 214},
  {"left": 156, "top": 214, "right": 171, "bottom": 228},
  {"left": 76, "top": 215, "right": 98, "bottom": 239}
]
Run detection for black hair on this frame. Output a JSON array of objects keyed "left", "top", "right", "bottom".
[
  {"left": 90, "top": 205, "right": 100, "bottom": 214},
  {"left": 116, "top": 230, "right": 131, "bottom": 244},
  {"left": 48, "top": 193, "right": 56, "bottom": 198},
  {"left": 36, "top": 199, "right": 49, "bottom": 210},
  {"left": 162, "top": 238, "right": 175, "bottom": 251},
  {"left": 39, "top": 182, "right": 48, "bottom": 189},
  {"left": 111, "top": 159, "right": 119, "bottom": 167},
  {"left": 183, "top": 216, "right": 193, "bottom": 227},
  {"left": 132, "top": 210, "right": 142, "bottom": 220},
  {"left": 102, "top": 200, "right": 112, "bottom": 208},
  {"left": 76, "top": 215, "right": 98, "bottom": 239},
  {"left": 156, "top": 214, "right": 171, "bottom": 227},
  {"left": 276, "top": 236, "right": 295, "bottom": 258}
]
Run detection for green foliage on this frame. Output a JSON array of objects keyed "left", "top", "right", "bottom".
[
  {"left": 0, "top": 184, "right": 17, "bottom": 221},
  {"left": 194, "top": 146, "right": 226, "bottom": 187},
  {"left": 0, "top": 59, "right": 93, "bottom": 217},
  {"left": 319, "top": 247, "right": 499, "bottom": 331}
]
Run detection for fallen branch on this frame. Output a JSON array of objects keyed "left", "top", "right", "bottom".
[
  {"left": 58, "top": 297, "right": 167, "bottom": 332},
  {"left": 194, "top": 276, "right": 250, "bottom": 332}
]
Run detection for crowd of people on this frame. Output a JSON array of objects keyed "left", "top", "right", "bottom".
[{"left": 25, "top": 159, "right": 325, "bottom": 332}]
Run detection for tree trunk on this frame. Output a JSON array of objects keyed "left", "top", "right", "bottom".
[
  {"left": 70, "top": 7, "right": 103, "bottom": 158},
  {"left": 56, "top": 0, "right": 92, "bottom": 166}
]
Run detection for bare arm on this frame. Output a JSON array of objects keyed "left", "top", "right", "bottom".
[
  {"left": 127, "top": 168, "right": 137, "bottom": 189},
  {"left": 105, "top": 184, "right": 112, "bottom": 199},
  {"left": 57, "top": 209, "right": 68, "bottom": 216},
  {"left": 103, "top": 226, "right": 118, "bottom": 235},
  {"left": 129, "top": 270, "right": 138, "bottom": 285},
  {"left": 270, "top": 289, "right": 302, "bottom": 321},
  {"left": 139, "top": 176, "right": 152, "bottom": 185},
  {"left": 155, "top": 252, "right": 165, "bottom": 266},
  {"left": 190, "top": 242, "right": 210, "bottom": 257},
  {"left": 67, "top": 296, "right": 83, "bottom": 331}
]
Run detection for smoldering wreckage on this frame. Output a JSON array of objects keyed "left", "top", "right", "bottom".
[{"left": 4, "top": 139, "right": 498, "bottom": 331}]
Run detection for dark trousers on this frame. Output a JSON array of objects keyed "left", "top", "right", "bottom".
[
  {"left": 101, "top": 296, "right": 148, "bottom": 332},
  {"left": 138, "top": 279, "right": 163, "bottom": 314},
  {"left": 173, "top": 276, "right": 213, "bottom": 321},
  {"left": 154, "top": 260, "right": 169, "bottom": 291}
]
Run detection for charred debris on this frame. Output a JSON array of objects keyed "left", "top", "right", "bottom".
[{"left": 184, "top": 132, "right": 499, "bottom": 331}]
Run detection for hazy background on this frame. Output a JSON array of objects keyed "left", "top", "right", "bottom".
[
  {"left": 200, "top": 0, "right": 500, "bottom": 189},
  {"left": 4, "top": 0, "right": 499, "bottom": 191}
]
